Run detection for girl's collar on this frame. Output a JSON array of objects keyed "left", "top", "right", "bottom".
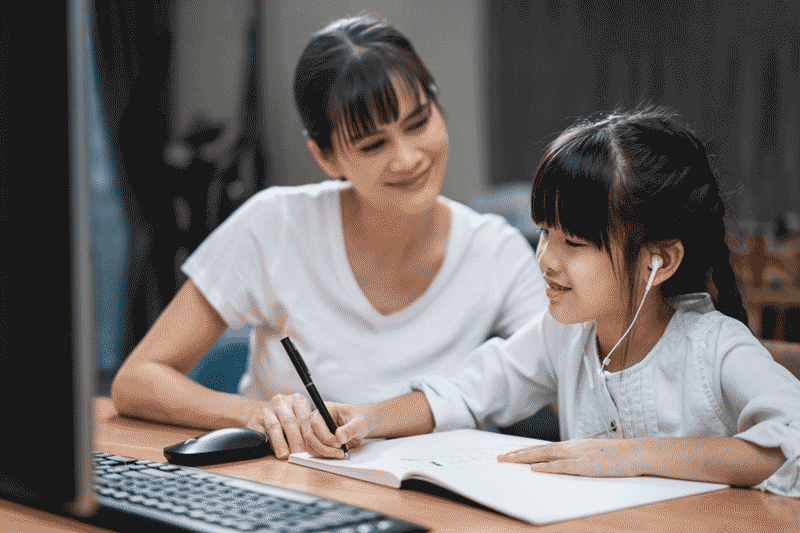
[{"left": 665, "top": 292, "right": 715, "bottom": 313}]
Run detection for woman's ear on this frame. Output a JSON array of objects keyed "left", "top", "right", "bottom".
[
  {"left": 648, "top": 240, "right": 685, "bottom": 287},
  {"left": 306, "top": 138, "right": 344, "bottom": 180}
]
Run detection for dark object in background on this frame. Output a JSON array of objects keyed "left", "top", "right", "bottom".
[
  {"left": 163, "top": 0, "right": 271, "bottom": 294},
  {"left": 92, "top": 0, "right": 180, "bottom": 358},
  {"left": 92, "top": 0, "right": 270, "bottom": 363}
]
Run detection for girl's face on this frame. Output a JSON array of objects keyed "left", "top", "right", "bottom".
[
  {"left": 536, "top": 223, "right": 624, "bottom": 326},
  {"left": 325, "top": 77, "right": 449, "bottom": 215}
]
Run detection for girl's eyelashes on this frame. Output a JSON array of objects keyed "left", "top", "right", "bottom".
[{"left": 537, "top": 226, "right": 588, "bottom": 248}]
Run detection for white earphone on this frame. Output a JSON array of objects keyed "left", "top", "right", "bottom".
[
  {"left": 600, "top": 254, "right": 663, "bottom": 369},
  {"left": 644, "top": 254, "right": 663, "bottom": 292}
]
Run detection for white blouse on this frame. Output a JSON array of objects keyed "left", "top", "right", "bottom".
[{"left": 411, "top": 293, "right": 800, "bottom": 497}]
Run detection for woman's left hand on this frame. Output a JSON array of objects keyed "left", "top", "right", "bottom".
[{"left": 497, "top": 438, "right": 650, "bottom": 478}]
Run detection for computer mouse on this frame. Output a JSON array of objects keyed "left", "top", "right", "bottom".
[{"left": 163, "top": 427, "right": 272, "bottom": 466}]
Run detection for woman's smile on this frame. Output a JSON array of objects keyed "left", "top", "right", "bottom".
[{"left": 386, "top": 161, "right": 433, "bottom": 190}]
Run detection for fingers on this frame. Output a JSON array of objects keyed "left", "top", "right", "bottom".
[
  {"left": 301, "top": 406, "right": 366, "bottom": 459},
  {"left": 274, "top": 393, "right": 314, "bottom": 457},
  {"left": 301, "top": 415, "right": 344, "bottom": 459},
  {"left": 497, "top": 444, "right": 564, "bottom": 464},
  {"left": 246, "top": 394, "right": 313, "bottom": 460},
  {"left": 261, "top": 407, "right": 289, "bottom": 459},
  {"left": 302, "top": 411, "right": 347, "bottom": 458},
  {"left": 529, "top": 459, "right": 583, "bottom": 475}
]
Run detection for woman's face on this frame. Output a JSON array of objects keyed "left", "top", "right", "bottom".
[
  {"left": 319, "top": 76, "right": 449, "bottom": 215},
  {"left": 536, "top": 223, "right": 624, "bottom": 327}
]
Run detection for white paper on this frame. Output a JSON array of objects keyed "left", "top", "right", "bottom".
[{"left": 289, "top": 429, "right": 728, "bottom": 525}]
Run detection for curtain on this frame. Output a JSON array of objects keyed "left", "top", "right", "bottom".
[{"left": 488, "top": 0, "right": 800, "bottom": 224}]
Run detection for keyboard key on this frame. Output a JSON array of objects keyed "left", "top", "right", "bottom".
[
  {"left": 121, "top": 470, "right": 150, "bottom": 479},
  {"left": 105, "top": 456, "right": 138, "bottom": 463},
  {"left": 140, "top": 468, "right": 178, "bottom": 478}
]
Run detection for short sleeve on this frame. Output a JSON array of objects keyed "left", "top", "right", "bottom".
[
  {"left": 181, "top": 190, "right": 287, "bottom": 330},
  {"left": 717, "top": 322, "right": 800, "bottom": 497}
]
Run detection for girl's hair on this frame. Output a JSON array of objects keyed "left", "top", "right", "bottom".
[
  {"left": 293, "top": 15, "right": 441, "bottom": 156},
  {"left": 531, "top": 105, "right": 749, "bottom": 334}
]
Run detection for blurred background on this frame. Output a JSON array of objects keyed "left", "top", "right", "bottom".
[{"left": 86, "top": 0, "right": 800, "bottom": 395}]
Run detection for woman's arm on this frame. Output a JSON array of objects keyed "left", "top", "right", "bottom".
[
  {"left": 111, "top": 280, "right": 312, "bottom": 458},
  {"left": 111, "top": 280, "right": 258, "bottom": 427},
  {"left": 499, "top": 436, "right": 785, "bottom": 486}
]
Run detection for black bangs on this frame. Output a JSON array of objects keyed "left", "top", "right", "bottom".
[
  {"left": 531, "top": 127, "right": 616, "bottom": 250},
  {"left": 329, "top": 51, "right": 423, "bottom": 149}
]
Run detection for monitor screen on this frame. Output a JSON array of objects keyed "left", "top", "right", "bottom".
[{"left": 0, "top": 0, "right": 96, "bottom": 518}]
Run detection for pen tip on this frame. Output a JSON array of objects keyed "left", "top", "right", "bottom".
[{"left": 344, "top": 451, "right": 350, "bottom": 460}]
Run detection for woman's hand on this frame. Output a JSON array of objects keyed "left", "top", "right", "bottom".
[
  {"left": 245, "top": 393, "right": 313, "bottom": 459},
  {"left": 301, "top": 402, "right": 369, "bottom": 459},
  {"left": 497, "top": 438, "right": 649, "bottom": 478}
]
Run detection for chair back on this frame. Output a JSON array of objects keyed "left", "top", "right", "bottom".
[{"left": 761, "top": 339, "right": 800, "bottom": 380}]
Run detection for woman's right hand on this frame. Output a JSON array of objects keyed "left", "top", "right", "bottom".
[
  {"left": 301, "top": 402, "right": 369, "bottom": 458},
  {"left": 245, "top": 393, "right": 313, "bottom": 459}
]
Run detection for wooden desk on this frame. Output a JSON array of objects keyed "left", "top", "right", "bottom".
[{"left": 2, "top": 398, "right": 799, "bottom": 532}]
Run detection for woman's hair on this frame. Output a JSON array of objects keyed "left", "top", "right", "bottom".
[
  {"left": 531, "top": 105, "right": 749, "bottom": 331},
  {"left": 294, "top": 15, "right": 441, "bottom": 156}
]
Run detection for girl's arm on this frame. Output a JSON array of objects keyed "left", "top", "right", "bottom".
[
  {"left": 639, "top": 437, "right": 785, "bottom": 486},
  {"left": 111, "top": 280, "right": 312, "bottom": 458},
  {"left": 499, "top": 436, "right": 785, "bottom": 486}
]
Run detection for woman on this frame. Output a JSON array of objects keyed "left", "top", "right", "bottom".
[{"left": 111, "top": 15, "right": 546, "bottom": 459}]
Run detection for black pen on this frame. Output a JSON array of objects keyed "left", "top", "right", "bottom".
[{"left": 280, "top": 337, "right": 350, "bottom": 459}]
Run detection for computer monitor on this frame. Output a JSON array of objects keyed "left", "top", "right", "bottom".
[{"left": 0, "top": 0, "right": 96, "bottom": 518}]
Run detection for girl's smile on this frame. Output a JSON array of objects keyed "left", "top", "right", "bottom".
[{"left": 544, "top": 278, "right": 571, "bottom": 299}]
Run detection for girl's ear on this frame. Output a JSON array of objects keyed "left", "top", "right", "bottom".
[
  {"left": 306, "top": 138, "right": 344, "bottom": 180},
  {"left": 648, "top": 240, "right": 685, "bottom": 287}
]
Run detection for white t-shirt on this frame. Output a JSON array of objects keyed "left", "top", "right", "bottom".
[
  {"left": 412, "top": 293, "right": 800, "bottom": 496},
  {"left": 182, "top": 180, "right": 546, "bottom": 405}
]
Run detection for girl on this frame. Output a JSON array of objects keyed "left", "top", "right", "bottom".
[
  {"left": 110, "top": 15, "right": 546, "bottom": 459},
  {"left": 301, "top": 107, "right": 800, "bottom": 496}
]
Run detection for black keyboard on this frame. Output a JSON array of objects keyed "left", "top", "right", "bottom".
[{"left": 93, "top": 452, "right": 427, "bottom": 533}]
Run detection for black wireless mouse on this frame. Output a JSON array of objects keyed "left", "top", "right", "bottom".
[{"left": 163, "top": 427, "right": 272, "bottom": 466}]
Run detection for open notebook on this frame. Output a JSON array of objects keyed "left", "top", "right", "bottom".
[{"left": 289, "top": 429, "right": 728, "bottom": 525}]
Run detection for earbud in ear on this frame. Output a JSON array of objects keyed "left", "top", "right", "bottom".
[
  {"left": 650, "top": 255, "right": 663, "bottom": 271},
  {"left": 645, "top": 255, "right": 663, "bottom": 291}
]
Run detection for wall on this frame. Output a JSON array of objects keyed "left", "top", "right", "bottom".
[{"left": 174, "top": 0, "right": 492, "bottom": 206}]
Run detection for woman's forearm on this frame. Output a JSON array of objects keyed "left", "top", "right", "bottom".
[
  {"left": 639, "top": 436, "right": 786, "bottom": 486},
  {"left": 361, "top": 391, "right": 435, "bottom": 439},
  {"left": 111, "top": 361, "right": 263, "bottom": 430}
]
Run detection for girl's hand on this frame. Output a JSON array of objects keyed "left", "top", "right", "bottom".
[
  {"left": 245, "top": 393, "right": 312, "bottom": 459},
  {"left": 301, "top": 402, "right": 369, "bottom": 459},
  {"left": 497, "top": 438, "right": 649, "bottom": 478}
]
